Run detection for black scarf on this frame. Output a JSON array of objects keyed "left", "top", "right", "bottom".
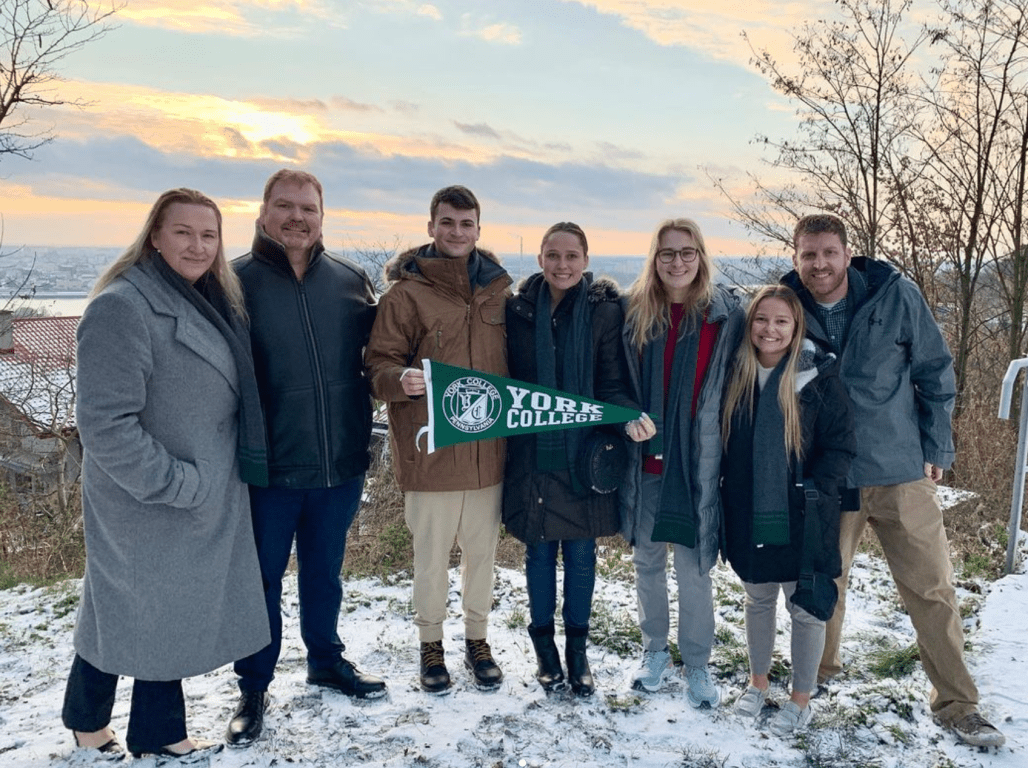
[
  {"left": 641, "top": 309, "right": 700, "bottom": 547},
  {"left": 151, "top": 253, "right": 269, "bottom": 487},
  {"left": 751, "top": 359, "right": 790, "bottom": 546},
  {"left": 533, "top": 277, "right": 593, "bottom": 477}
]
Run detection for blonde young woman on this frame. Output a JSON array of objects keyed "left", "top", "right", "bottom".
[
  {"left": 62, "top": 189, "right": 270, "bottom": 760},
  {"left": 720, "top": 285, "right": 854, "bottom": 734},
  {"left": 620, "top": 218, "right": 743, "bottom": 706}
]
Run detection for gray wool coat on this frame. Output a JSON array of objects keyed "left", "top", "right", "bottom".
[{"left": 73, "top": 259, "right": 270, "bottom": 681}]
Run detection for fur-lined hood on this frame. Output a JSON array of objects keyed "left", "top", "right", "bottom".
[
  {"left": 508, "top": 272, "right": 620, "bottom": 320},
  {"left": 383, "top": 243, "right": 504, "bottom": 285}
]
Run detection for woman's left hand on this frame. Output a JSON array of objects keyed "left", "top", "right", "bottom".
[{"left": 625, "top": 413, "right": 656, "bottom": 443}]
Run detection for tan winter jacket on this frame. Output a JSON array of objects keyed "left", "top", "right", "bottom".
[{"left": 365, "top": 244, "right": 512, "bottom": 492}]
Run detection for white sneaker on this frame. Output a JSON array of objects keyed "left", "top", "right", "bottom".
[
  {"left": 683, "top": 665, "right": 721, "bottom": 709},
  {"left": 770, "top": 701, "right": 814, "bottom": 735},
  {"left": 734, "top": 685, "right": 768, "bottom": 718},
  {"left": 630, "top": 649, "right": 673, "bottom": 692}
]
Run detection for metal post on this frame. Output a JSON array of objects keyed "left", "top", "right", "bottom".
[{"left": 997, "top": 358, "right": 1028, "bottom": 574}]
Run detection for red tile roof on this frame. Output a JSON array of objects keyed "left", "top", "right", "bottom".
[{"left": 1, "top": 316, "right": 78, "bottom": 371}]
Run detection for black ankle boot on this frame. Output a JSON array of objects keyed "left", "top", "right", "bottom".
[
  {"left": 565, "top": 626, "right": 594, "bottom": 696},
  {"left": 528, "top": 623, "right": 565, "bottom": 692}
]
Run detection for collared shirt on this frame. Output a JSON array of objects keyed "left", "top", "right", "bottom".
[{"left": 816, "top": 296, "right": 849, "bottom": 353}]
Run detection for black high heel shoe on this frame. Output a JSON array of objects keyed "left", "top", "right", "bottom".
[
  {"left": 131, "top": 738, "right": 224, "bottom": 763},
  {"left": 73, "top": 730, "right": 126, "bottom": 762}
]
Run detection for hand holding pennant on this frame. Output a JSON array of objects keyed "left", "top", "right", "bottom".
[{"left": 415, "top": 359, "right": 650, "bottom": 454}]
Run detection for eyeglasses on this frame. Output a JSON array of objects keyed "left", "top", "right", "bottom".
[{"left": 656, "top": 248, "right": 699, "bottom": 264}]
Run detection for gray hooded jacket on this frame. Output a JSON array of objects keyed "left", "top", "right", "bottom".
[{"left": 781, "top": 257, "right": 956, "bottom": 488}]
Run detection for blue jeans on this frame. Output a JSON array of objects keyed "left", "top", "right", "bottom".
[
  {"left": 525, "top": 538, "right": 596, "bottom": 631},
  {"left": 234, "top": 477, "right": 364, "bottom": 692}
]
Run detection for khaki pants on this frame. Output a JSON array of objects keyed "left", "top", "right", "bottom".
[
  {"left": 819, "top": 477, "right": 978, "bottom": 721},
  {"left": 404, "top": 483, "right": 502, "bottom": 643}
]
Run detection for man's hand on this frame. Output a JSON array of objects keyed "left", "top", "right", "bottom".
[
  {"left": 625, "top": 413, "right": 656, "bottom": 443},
  {"left": 400, "top": 368, "right": 426, "bottom": 397},
  {"left": 925, "top": 462, "right": 943, "bottom": 482}
]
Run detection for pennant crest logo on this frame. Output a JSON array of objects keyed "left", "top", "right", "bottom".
[{"left": 441, "top": 376, "right": 503, "bottom": 434}]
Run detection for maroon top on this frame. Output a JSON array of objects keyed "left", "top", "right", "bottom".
[{"left": 644, "top": 304, "right": 720, "bottom": 475}]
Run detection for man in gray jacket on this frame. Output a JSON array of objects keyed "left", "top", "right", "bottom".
[{"left": 780, "top": 213, "right": 1003, "bottom": 748}]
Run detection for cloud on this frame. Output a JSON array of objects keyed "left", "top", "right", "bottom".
[
  {"left": 330, "top": 96, "right": 383, "bottom": 113},
  {"left": 559, "top": 0, "right": 809, "bottom": 65},
  {"left": 454, "top": 122, "right": 502, "bottom": 140},
  {"left": 418, "top": 4, "right": 442, "bottom": 21},
  {"left": 119, "top": 1, "right": 340, "bottom": 36},
  {"left": 459, "top": 15, "right": 523, "bottom": 46}
]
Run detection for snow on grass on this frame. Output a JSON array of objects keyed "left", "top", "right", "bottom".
[{"left": 0, "top": 511, "right": 1024, "bottom": 767}]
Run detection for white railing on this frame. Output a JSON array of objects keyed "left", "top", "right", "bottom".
[{"left": 997, "top": 358, "right": 1028, "bottom": 574}]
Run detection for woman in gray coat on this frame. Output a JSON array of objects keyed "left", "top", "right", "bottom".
[
  {"left": 621, "top": 218, "right": 743, "bottom": 706},
  {"left": 62, "top": 189, "right": 271, "bottom": 761}
]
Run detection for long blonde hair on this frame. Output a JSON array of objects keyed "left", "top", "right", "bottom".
[
  {"left": 625, "top": 218, "right": 715, "bottom": 351},
  {"left": 90, "top": 188, "right": 246, "bottom": 317},
  {"left": 721, "top": 285, "right": 806, "bottom": 460}
]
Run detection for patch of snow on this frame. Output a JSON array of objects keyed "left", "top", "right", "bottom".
[{"left": 0, "top": 501, "right": 1024, "bottom": 767}]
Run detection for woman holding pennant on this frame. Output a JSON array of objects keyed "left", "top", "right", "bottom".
[
  {"left": 620, "top": 218, "right": 743, "bottom": 707},
  {"left": 503, "top": 222, "right": 654, "bottom": 696}
]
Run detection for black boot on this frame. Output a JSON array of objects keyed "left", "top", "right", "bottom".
[
  {"left": 420, "top": 640, "right": 451, "bottom": 693},
  {"left": 225, "top": 689, "right": 269, "bottom": 747},
  {"left": 528, "top": 623, "right": 565, "bottom": 692},
  {"left": 464, "top": 638, "right": 503, "bottom": 690},
  {"left": 565, "top": 626, "right": 594, "bottom": 697}
]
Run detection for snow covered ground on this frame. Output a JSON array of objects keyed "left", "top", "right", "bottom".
[{"left": 1, "top": 494, "right": 1024, "bottom": 768}]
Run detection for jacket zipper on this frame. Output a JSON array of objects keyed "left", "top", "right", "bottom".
[{"left": 297, "top": 281, "right": 334, "bottom": 486}]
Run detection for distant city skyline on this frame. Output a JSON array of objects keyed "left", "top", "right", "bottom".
[{"left": 0, "top": 1, "right": 850, "bottom": 260}]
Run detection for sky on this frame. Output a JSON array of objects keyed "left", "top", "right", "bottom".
[{"left": 1, "top": 1, "right": 845, "bottom": 258}]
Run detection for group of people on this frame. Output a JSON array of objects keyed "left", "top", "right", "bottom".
[{"left": 61, "top": 171, "right": 1005, "bottom": 763}]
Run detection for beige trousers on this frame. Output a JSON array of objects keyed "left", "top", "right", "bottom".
[
  {"left": 404, "top": 483, "right": 502, "bottom": 643},
  {"left": 819, "top": 477, "right": 978, "bottom": 721}
]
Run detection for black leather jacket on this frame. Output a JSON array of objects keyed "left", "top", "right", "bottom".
[{"left": 234, "top": 228, "right": 376, "bottom": 489}]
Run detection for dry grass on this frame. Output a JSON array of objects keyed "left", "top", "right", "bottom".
[{"left": 0, "top": 484, "right": 85, "bottom": 588}]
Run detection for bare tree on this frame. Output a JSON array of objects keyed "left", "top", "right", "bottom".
[
  {"left": 913, "top": 0, "right": 1028, "bottom": 406},
  {"left": 710, "top": 0, "right": 929, "bottom": 263},
  {"left": 1, "top": 0, "right": 120, "bottom": 160}
]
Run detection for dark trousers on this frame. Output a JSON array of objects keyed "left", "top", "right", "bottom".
[
  {"left": 234, "top": 476, "right": 364, "bottom": 692},
  {"left": 525, "top": 538, "right": 596, "bottom": 631},
  {"left": 62, "top": 654, "right": 186, "bottom": 755}
]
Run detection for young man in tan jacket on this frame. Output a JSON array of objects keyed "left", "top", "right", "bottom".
[{"left": 365, "top": 185, "right": 512, "bottom": 693}]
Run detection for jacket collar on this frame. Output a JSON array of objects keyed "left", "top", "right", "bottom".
[
  {"left": 122, "top": 259, "right": 239, "bottom": 394},
  {"left": 249, "top": 225, "right": 324, "bottom": 278}
]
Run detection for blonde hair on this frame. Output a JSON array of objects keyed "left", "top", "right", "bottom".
[
  {"left": 91, "top": 188, "right": 246, "bottom": 318},
  {"left": 721, "top": 285, "right": 807, "bottom": 460},
  {"left": 625, "top": 218, "right": 715, "bottom": 351}
]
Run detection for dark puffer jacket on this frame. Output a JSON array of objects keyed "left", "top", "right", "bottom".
[
  {"left": 721, "top": 341, "right": 856, "bottom": 584},
  {"left": 234, "top": 227, "right": 376, "bottom": 489},
  {"left": 502, "top": 273, "right": 639, "bottom": 543}
]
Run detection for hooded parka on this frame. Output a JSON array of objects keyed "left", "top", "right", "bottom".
[
  {"left": 365, "top": 244, "right": 512, "bottom": 492},
  {"left": 502, "top": 273, "right": 638, "bottom": 543}
]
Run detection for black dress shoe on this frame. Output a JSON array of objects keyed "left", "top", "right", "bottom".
[
  {"left": 464, "top": 638, "right": 503, "bottom": 690},
  {"left": 225, "top": 690, "right": 268, "bottom": 747},
  {"left": 307, "top": 658, "right": 387, "bottom": 699},
  {"left": 420, "top": 640, "right": 451, "bottom": 693},
  {"left": 73, "top": 730, "right": 126, "bottom": 761}
]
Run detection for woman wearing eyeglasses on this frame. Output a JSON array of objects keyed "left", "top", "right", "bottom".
[{"left": 620, "top": 218, "right": 743, "bottom": 707}]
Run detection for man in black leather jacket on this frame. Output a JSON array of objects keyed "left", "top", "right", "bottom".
[{"left": 225, "top": 170, "right": 385, "bottom": 747}]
